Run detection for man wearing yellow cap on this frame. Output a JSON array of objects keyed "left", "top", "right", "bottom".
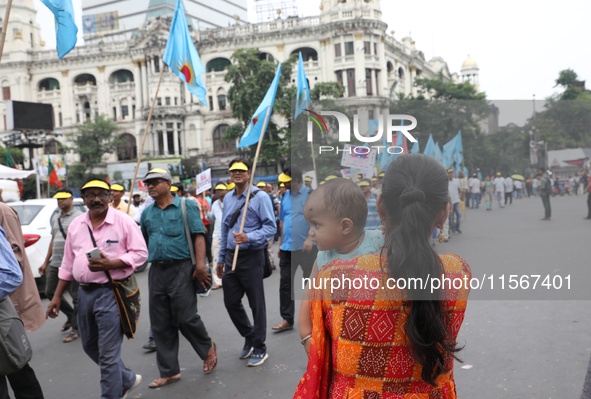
[
  {"left": 110, "top": 183, "right": 135, "bottom": 218},
  {"left": 274, "top": 166, "right": 316, "bottom": 333},
  {"left": 303, "top": 176, "right": 313, "bottom": 192},
  {"left": 39, "top": 189, "right": 84, "bottom": 343},
  {"left": 209, "top": 183, "right": 228, "bottom": 289},
  {"left": 216, "top": 158, "right": 276, "bottom": 367},
  {"left": 47, "top": 179, "right": 148, "bottom": 398}
]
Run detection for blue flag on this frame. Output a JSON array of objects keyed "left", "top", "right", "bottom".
[
  {"left": 163, "top": 0, "right": 207, "bottom": 105},
  {"left": 41, "top": 0, "right": 78, "bottom": 59},
  {"left": 423, "top": 134, "right": 436, "bottom": 158},
  {"left": 411, "top": 139, "right": 420, "bottom": 154},
  {"left": 294, "top": 52, "right": 311, "bottom": 120},
  {"left": 238, "top": 63, "right": 282, "bottom": 148}
]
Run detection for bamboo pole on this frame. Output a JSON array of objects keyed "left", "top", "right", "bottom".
[
  {"left": 126, "top": 67, "right": 165, "bottom": 209},
  {"left": 0, "top": 0, "right": 13, "bottom": 64},
  {"left": 231, "top": 105, "right": 272, "bottom": 271}
]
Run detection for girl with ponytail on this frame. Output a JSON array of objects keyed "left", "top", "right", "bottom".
[{"left": 295, "top": 154, "right": 471, "bottom": 399}]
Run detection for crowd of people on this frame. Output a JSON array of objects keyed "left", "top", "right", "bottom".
[{"left": 2, "top": 156, "right": 590, "bottom": 398}]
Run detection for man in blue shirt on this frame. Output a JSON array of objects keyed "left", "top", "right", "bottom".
[
  {"left": 215, "top": 158, "right": 276, "bottom": 367},
  {"left": 140, "top": 168, "right": 217, "bottom": 387},
  {"left": 273, "top": 166, "right": 316, "bottom": 333}
]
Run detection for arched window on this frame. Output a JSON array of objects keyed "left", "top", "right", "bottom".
[
  {"left": 109, "top": 69, "right": 134, "bottom": 84},
  {"left": 257, "top": 52, "right": 275, "bottom": 63},
  {"left": 387, "top": 62, "right": 394, "bottom": 75},
  {"left": 74, "top": 73, "right": 97, "bottom": 86},
  {"left": 38, "top": 78, "right": 60, "bottom": 91},
  {"left": 44, "top": 139, "right": 64, "bottom": 155},
  {"left": 398, "top": 67, "right": 404, "bottom": 80},
  {"left": 117, "top": 133, "right": 137, "bottom": 161},
  {"left": 212, "top": 124, "right": 235, "bottom": 155},
  {"left": 290, "top": 47, "right": 318, "bottom": 61},
  {"left": 206, "top": 58, "right": 231, "bottom": 72}
]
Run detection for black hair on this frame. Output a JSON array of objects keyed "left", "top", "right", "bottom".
[
  {"left": 173, "top": 183, "right": 184, "bottom": 195},
  {"left": 381, "top": 154, "right": 460, "bottom": 386},
  {"left": 308, "top": 178, "right": 367, "bottom": 230},
  {"left": 229, "top": 158, "right": 252, "bottom": 171},
  {"left": 283, "top": 165, "right": 303, "bottom": 183}
]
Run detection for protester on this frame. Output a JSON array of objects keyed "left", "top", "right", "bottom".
[
  {"left": 130, "top": 193, "right": 144, "bottom": 220},
  {"left": 140, "top": 168, "right": 217, "bottom": 387},
  {"left": 39, "top": 189, "right": 83, "bottom": 343},
  {"left": 483, "top": 176, "right": 494, "bottom": 211},
  {"left": 110, "top": 183, "right": 134, "bottom": 217},
  {"left": 504, "top": 175, "right": 514, "bottom": 205},
  {"left": 46, "top": 179, "right": 147, "bottom": 399},
  {"left": 0, "top": 220, "right": 44, "bottom": 399},
  {"left": 448, "top": 169, "right": 462, "bottom": 233},
  {"left": 273, "top": 166, "right": 316, "bottom": 334},
  {"left": 216, "top": 159, "right": 276, "bottom": 367},
  {"left": 294, "top": 154, "right": 471, "bottom": 398},
  {"left": 494, "top": 172, "right": 505, "bottom": 208},
  {"left": 209, "top": 183, "right": 228, "bottom": 289},
  {"left": 469, "top": 173, "right": 481, "bottom": 209}
]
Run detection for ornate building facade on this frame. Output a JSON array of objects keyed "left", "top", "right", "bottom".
[{"left": 0, "top": 0, "right": 478, "bottom": 179}]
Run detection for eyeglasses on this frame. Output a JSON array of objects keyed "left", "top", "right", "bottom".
[
  {"left": 145, "top": 179, "right": 165, "bottom": 187},
  {"left": 83, "top": 192, "right": 110, "bottom": 200},
  {"left": 230, "top": 170, "right": 247, "bottom": 174}
]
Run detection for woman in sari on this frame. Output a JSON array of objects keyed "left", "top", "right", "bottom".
[{"left": 294, "top": 154, "right": 471, "bottom": 398}]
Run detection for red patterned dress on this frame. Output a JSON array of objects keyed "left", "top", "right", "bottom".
[{"left": 294, "top": 253, "right": 471, "bottom": 399}]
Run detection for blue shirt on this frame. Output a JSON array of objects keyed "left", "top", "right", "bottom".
[
  {"left": 218, "top": 186, "right": 276, "bottom": 263},
  {"left": 365, "top": 194, "right": 381, "bottom": 230},
  {"left": 141, "top": 196, "right": 205, "bottom": 262},
  {"left": 0, "top": 226, "right": 22, "bottom": 300},
  {"left": 280, "top": 185, "right": 311, "bottom": 251}
]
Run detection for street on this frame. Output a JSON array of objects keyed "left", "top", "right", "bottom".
[{"left": 22, "top": 194, "right": 591, "bottom": 399}]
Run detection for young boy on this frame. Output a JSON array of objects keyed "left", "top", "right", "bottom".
[{"left": 298, "top": 178, "right": 383, "bottom": 352}]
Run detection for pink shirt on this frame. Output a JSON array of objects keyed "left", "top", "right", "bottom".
[{"left": 59, "top": 207, "right": 148, "bottom": 284}]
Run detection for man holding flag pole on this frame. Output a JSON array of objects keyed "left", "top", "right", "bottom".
[{"left": 215, "top": 64, "right": 281, "bottom": 367}]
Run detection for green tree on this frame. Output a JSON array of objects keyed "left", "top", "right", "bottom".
[
  {"left": 224, "top": 49, "right": 296, "bottom": 166},
  {"left": 68, "top": 115, "right": 119, "bottom": 187},
  {"left": 0, "top": 147, "right": 24, "bottom": 167}
]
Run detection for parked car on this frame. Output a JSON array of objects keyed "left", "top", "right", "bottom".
[{"left": 7, "top": 198, "right": 87, "bottom": 293}]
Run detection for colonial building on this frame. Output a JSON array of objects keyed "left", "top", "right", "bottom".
[{"left": 0, "top": 0, "right": 478, "bottom": 181}]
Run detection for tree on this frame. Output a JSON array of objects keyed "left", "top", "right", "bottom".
[
  {"left": 554, "top": 69, "right": 589, "bottom": 101},
  {"left": 68, "top": 115, "right": 119, "bottom": 187},
  {"left": 224, "top": 49, "right": 296, "bottom": 165}
]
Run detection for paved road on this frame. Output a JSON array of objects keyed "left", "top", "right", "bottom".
[{"left": 20, "top": 194, "right": 591, "bottom": 398}]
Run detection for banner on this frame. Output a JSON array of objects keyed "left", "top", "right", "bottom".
[
  {"left": 196, "top": 169, "right": 211, "bottom": 194},
  {"left": 340, "top": 144, "right": 376, "bottom": 171},
  {"left": 36, "top": 155, "right": 66, "bottom": 178}
]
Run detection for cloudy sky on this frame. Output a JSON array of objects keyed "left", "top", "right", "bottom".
[{"left": 35, "top": 0, "right": 590, "bottom": 101}]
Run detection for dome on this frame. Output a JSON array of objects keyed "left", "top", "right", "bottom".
[{"left": 461, "top": 56, "right": 478, "bottom": 69}]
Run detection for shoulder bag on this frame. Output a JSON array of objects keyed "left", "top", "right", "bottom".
[
  {"left": 182, "top": 198, "right": 212, "bottom": 294},
  {"left": 0, "top": 297, "right": 32, "bottom": 374}
]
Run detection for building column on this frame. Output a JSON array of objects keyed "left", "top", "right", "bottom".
[{"left": 133, "top": 61, "right": 144, "bottom": 109}]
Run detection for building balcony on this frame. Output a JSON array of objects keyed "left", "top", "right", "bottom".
[
  {"left": 37, "top": 89, "right": 61, "bottom": 100},
  {"left": 144, "top": 105, "right": 187, "bottom": 119},
  {"left": 73, "top": 83, "right": 98, "bottom": 97},
  {"left": 109, "top": 81, "right": 135, "bottom": 94}
]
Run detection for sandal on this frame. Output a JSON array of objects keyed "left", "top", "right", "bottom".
[
  {"left": 61, "top": 321, "right": 72, "bottom": 332},
  {"left": 203, "top": 342, "right": 217, "bottom": 374},
  {"left": 272, "top": 320, "right": 294, "bottom": 332},
  {"left": 148, "top": 374, "right": 181, "bottom": 389},
  {"left": 63, "top": 330, "right": 79, "bottom": 343}
]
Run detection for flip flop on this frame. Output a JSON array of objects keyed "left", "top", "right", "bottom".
[
  {"left": 148, "top": 374, "right": 181, "bottom": 389},
  {"left": 63, "top": 330, "right": 79, "bottom": 343},
  {"left": 61, "top": 322, "right": 72, "bottom": 332},
  {"left": 272, "top": 320, "right": 294, "bottom": 332},
  {"left": 203, "top": 342, "right": 217, "bottom": 374}
]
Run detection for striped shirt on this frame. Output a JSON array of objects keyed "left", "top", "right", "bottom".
[{"left": 49, "top": 207, "right": 83, "bottom": 268}]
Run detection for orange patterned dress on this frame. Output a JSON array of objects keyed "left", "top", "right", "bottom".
[{"left": 294, "top": 253, "right": 471, "bottom": 399}]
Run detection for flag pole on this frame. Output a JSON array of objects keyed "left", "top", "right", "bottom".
[
  {"left": 0, "top": 0, "right": 12, "bottom": 64},
  {"left": 231, "top": 106, "right": 272, "bottom": 271},
  {"left": 126, "top": 67, "right": 165, "bottom": 209},
  {"left": 309, "top": 129, "right": 318, "bottom": 185}
]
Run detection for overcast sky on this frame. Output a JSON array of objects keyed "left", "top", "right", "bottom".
[{"left": 35, "top": 0, "right": 590, "bottom": 101}]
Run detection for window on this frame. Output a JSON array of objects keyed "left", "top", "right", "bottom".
[
  {"left": 157, "top": 131, "right": 164, "bottom": 155},
  {"left": 366, "top": 69, "right": 372, "bottom": 96},
  {"left": 58, "top": 112, "right": 62, "bottom": 127},
  {"left": 174, "top": 97, "right": 178, "bottom": 105},
  {"left": 165, "top": 97, "right": 171, "bottom": 105},
  {"left": 212, "top": 124, "right": 236, "bottom": 155},
  {"left": 112, "top": 107, "right": 117, "bottom": 120},
  {"left": 117, "top": 133, "right": 137, "bottom": 160},
  {"left": 345, "top": 41, "right": 354, "bottom": 55},
  {"left": 2, "top": 87, "right": 10, "bottom": 100},
  {"left": 334, "top": 43, "right": 341, "bottom": 57},
  {"left": 346, "top": 69, "right": 356, "bottom": 97},
  {"left": 122, "top": 105, "right": 129, "bottom": 118},
  {"left": 157, "top": 98, "right": 162, "bottom": 106},
  {"left": 368, "top": 110, "right": 374, "bottom": 120},
  {"left": 375, "top": 70, "right": 379, "bottom": 96},
  {"left": 206, "top": 58, "right": 231, "bottom": 72},
  {"left": 374, "top": 43, "right": 377, "bottom": 55},
  {"left": 208, "top": 96, "right": 214, "bottom": 111},
  {"left": 153, "top": 56, "right": 160, "bottom": 73},
  {"left": 218, "top": 95, "right": 227, "bottom": 111},
  {"left": 363, "top": 41, "right": 371, "bottom": 54},
  {"left": 336, "top": 70, "right": 343, "bottom": 87}
]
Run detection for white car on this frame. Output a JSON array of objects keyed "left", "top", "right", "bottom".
[{"left": 8, "top": 198, "right": 87, "bottom": 291}]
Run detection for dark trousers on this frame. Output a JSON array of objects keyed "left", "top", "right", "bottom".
[
  {"left": 279, "top": 248, "right": 317, "bottom": 325},
  {"left": 505, "top": 192, "right": 513, "bottom": 205},
  {"left": 204, "top": 226, "right": 213, "bottom": 263},
  {"left": 149, "top": 260, "right": 212, "bottom": 377},
  {"left": 0, "top": 364, "right": 44, "bottom": 399},
  {"left": 541, "top": 195, "right": 551, "bottom": 219},
  {"left": 78, "top": 286, "right": 135, "bottom": 399},
  {"left": 222, "top": 250, "right": 266, "bottom": 354},
  {"left": 45, "top": 266, "right": 79, "bottom": 330},
  {"left": 449, "top": 202, "right": 461, "bottom": 232}
]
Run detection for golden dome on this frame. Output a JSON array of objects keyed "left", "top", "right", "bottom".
[{"left": 461, "top": 56, "right": 478, "bottom": 69}]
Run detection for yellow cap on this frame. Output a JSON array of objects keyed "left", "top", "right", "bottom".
[
  {"left": 304, "top": 176, "right": 312, "bottom": 182},
  {"left": 279, "top": 183, "right": 285, "bottom": 187},
  {"left": 344, "top": 176, "right": 351, "bottom": 180},
  {"left": 110, "top": 183, "right": 125, "bottom": 192},
  {"left": 229, "top": 162, "right": 249, "bottom": 171},
  {"left": 371, "top": 177, "right": 377, "bottom": 182},
  {"left": 226, "top": 182, "right": 236, "bottom": 190},
  {"left": 256, "top": 181, "right": 267, "bottom": 188},
  {"left": 378, "top": 171, "right": 385, "bottom": 178},
  {"left": 358, "top": 181, "right": 370, "bottom": 187},
  {"left": 319, "top": 181, "right": 326, "bottom": 185},
  {"left": 81, "top": 180, "right": 110, "bottom": 191},
  {"left": 53, "top": 192, "right": 72, "bottom": 199},
  {"left": 325, "top": 175, "right": 338, "bottom": 181},
  {"left": 215, "top": 183, "right": 228, "bottom": 190},
  {"left": 170, "top": 186, "right": 179, "bottom": 193},
  {"left": 278, "top": 173, "right": 292, "bottom": 183}
]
